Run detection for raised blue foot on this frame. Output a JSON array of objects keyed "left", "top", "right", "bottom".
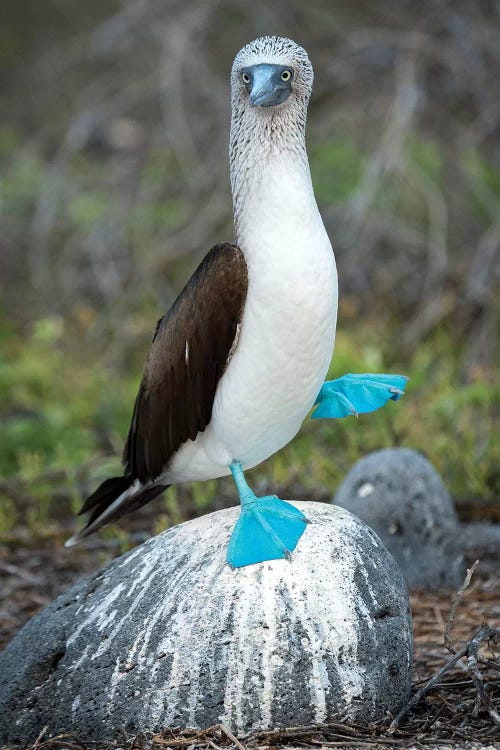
[
  {"left": 227, "top": 461, "right": 309, "bottom": 569},
  {"left": 312, "top": 373, "right": 408, "bottom": 419}
]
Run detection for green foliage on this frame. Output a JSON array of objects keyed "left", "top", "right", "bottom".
[
  {"left": 407, "top": 135, "right": 443, "bottom": 184},
  {"left": 68, "top": 193, "right": 110, "bottom": 229},
  {"left": 0, "top": 127, "right": 498, "bottom": 536},
  {"left": 310, "top": 134, "right": 364, "bottom": 204},
  {"left": 0, "top": 310, "right": 498, "bottom": 535},
  {"left": 462, "top": 149, "right": 500, "bottom": 225},
  {"left": 0, "top": 137, "right": 45, "bottom": 217},
  {"left": 0, "top": 312, "right": 140, "bottom": 530}
]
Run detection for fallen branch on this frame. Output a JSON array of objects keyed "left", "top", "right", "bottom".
[
  {"left": 467, "top": 625, "right": 500, "bottom": 726},
  {"left": 389, "top": 644, "right": 468, "bottom": 729}
]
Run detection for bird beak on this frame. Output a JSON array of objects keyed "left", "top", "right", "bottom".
[{"left": 245, "top": 64, "right": 292, "bottom": 108}]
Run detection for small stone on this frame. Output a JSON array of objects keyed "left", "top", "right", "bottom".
[
  {"left": 0, "top": 502, "right": 412, "bottom": 744},
  {"left": 333, "top": 448, "right": 464, "bottom": 589}
]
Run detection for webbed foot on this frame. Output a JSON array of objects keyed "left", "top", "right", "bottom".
[
  {"left": 227, "top": 463, "right": 308, "bottom": 568},
  {"left": 312, "top": 373, "right": 408, "bottom": 419}
]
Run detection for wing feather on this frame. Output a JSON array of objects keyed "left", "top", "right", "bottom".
[{"left": 123, "top": 243, "right": 248, "bottom": 484}]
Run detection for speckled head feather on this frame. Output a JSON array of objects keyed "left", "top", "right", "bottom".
[{"left": 230, "top": 37, "right": 315, "bottom": 225}]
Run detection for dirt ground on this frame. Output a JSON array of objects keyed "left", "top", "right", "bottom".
[{"left": 1, "top": 526, "right": 499, "bottom": 750}]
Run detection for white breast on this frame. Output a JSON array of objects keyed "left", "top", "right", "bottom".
[{"left": 164, "top": 152, "right": 338, "bottom": 483}]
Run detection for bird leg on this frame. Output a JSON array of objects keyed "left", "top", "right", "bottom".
[{"left": 226, "top": 461, "right": 309, "bottom": 568}]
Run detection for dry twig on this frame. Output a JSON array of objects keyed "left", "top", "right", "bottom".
[{"left": 444, "top": 559, "right": 479, "bottom": 653}]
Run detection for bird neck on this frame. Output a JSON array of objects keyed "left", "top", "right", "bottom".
[{"left": 229, "top": 110, "right": 317, "bottom": 246}]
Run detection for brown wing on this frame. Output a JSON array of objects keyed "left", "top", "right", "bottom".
[{"left": 123, "top": 242, "right": 248, "bottom": 484}]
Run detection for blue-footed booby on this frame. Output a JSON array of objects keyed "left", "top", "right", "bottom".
[{"left": 67, "top": 37, "right": 407, "bottom": 566}]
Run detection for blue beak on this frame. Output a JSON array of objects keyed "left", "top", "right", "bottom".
[{"left": 243, "top": 64, "right": 293, "bottom": 108}]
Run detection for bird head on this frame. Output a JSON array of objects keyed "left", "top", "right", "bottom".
[{"left": 231, "top": 37, "right": 314, "bottom": 114}]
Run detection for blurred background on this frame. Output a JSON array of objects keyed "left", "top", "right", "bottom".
[{"left": 0, "top": 0, "right": 499, "bottom": 566}]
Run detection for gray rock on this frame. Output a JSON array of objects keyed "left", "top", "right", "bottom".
[
  {"left": 0, "top": 502, "right": 412, "bottom": 745},
  {"left": 461, "top": 522, "right": 500, "bottom": 576},
  {"left": 333, "top": 448, "right": 464, "bottom": 590}
]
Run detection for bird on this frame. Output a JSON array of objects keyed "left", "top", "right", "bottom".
[{"left": 67, "top": 37, "right": 406, "bottom": 567}]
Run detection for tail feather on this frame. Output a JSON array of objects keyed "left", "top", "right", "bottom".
[
  {"left": 78, "top": 475, "right": 133, "bottom": 515},
  {"left": 66, "top": 475, "right": 169, "bottom": 547}
]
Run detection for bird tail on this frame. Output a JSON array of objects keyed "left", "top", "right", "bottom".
[{"left": 65, "top": 475, "right": 169, "bottom": 547}]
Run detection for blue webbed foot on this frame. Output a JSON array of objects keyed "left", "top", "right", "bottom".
[
  {"left": 227, "top": 463, "right": 308, "bottom": 569},
  {"left": 312, "top": 373, "right": 408, "bottom": 419}
]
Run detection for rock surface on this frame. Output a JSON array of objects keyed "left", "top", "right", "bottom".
[
  {"left": 0, "top": 502, "right": 412, "bottom": 745},
  {"left": 333, "top": 449, "right": 464, "bottom": 589},
  {"left": 461, "top": 522, "right": 500, "bottom": 576}
]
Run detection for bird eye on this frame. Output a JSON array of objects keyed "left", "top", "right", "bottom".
[
  {"left": 281, "top": 69, "right": 292, "bottom": 82},
  {"left": 241, "top": 72, "right": 251, "bottom": 84}
]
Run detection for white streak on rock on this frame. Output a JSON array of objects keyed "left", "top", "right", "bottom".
[
  {"left": 222, "top": 569, "right": 259, "bottom": 729},
  {"left": 67, "top": 582, "right": 126, "bottom": 647},
  {"left": 70, "top": 644, "right": 91, "bottom": 672},
  {"left": 260, "top": 568, "right": 278, "bottom": 728}
]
